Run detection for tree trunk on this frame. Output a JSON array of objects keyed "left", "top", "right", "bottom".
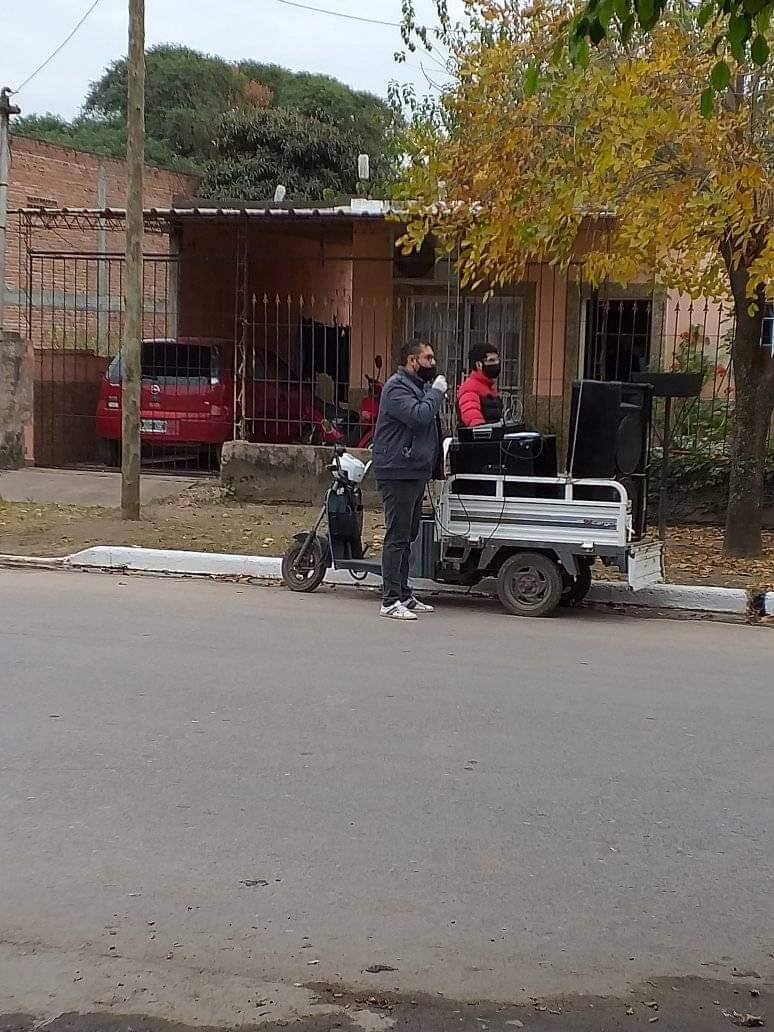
[
  {"left": 722, "top": 248, "right": 774, "bottom": 557},
  {"left": 724, "top": 358, "right": 770, "bottom": 557}
]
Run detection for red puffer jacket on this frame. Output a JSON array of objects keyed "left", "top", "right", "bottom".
[{"left": 457, "top": 369, "right": 503, "bottom": 427}]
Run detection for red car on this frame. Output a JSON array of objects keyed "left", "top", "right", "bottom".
[{"left": 96, "top": 337, "right": 337, "bottom": 465}]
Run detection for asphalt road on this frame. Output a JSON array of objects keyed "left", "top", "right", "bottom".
[{"left": 1, "top": 570, "right": 773, "bottom": 1032}]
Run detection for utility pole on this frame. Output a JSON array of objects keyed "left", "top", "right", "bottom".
[
  {"left": 122, "top": 0, "right": 145, "bottom": 519},
  {"left": 0, "top": 88, "right": 21, "bottom": 340}
]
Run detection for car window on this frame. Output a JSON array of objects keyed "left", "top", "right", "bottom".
[{"left": 107, "top": 342, "right": 220, "bottom": 385}]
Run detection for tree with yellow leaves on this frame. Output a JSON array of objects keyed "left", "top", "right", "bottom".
[{"left": 398, "top": 0, "right": 774, "bottom": 557}]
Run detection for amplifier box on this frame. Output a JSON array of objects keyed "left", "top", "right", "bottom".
[{"left": 450, "top": 434, "right": 558, "bottom": 477}]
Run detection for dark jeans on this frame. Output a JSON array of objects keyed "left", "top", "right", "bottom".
[{"left": 378, "top": 479, "right": 425, "bottom": 607}]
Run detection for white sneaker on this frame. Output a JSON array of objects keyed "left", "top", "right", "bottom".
[
  {"left": 380, "top": 602, "right": 418, "bottom": 621},
  {"left": 405, "top": 597, "right": 435, "bottom": 614}
]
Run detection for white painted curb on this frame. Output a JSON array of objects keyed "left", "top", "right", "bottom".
[
  {"left": 766, "top": 591, "right": 774, "bottom": 617},
  {"left": 66, "top": 546, "right": 283, "bottom": 580},
  {"left": 588, "top": 580, "right": 749, "bottom": 615},
  {"left": 55, "top": 545, "right": 757, "bottom": 617}
]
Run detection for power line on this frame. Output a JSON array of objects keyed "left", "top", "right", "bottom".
[
  {"left": 12, "top": 0, "right": 105, "bottom": 96},
  {"left": 273, "top": 0, "right": 451, "bottom": 73},
  {"left": 275, "top": 0, "right": 404, "bottom": 28}
]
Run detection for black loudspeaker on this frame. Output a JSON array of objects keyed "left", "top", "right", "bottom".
[
  {"left": 567, "top": 380, "right": 652, "bottom": 537},
  {"left": 450, "top": 434, "right": 558, "bottom": 478}
]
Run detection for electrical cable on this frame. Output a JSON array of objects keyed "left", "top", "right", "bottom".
[
  {"left": 275, "top": 0, "right": 404, "bottom": 27},
  {"left": 568, "top": 379, "right": 584, "bottom": 478},
  {"left": 426, "top": 472, "right": 472, "bottom": 539},
  {"left": 474, "top": 431, "right": 544, "bottom": 553},
  {"left": 273, "top": 0, "right": 446, "bottom": 73},
  {"left": 11, "top": 0, "right": 105, "bottom": 96}
]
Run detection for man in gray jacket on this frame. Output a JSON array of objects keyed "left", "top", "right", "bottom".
[{"left": 371, "top": 339, "right": 448, "bottom": 621}]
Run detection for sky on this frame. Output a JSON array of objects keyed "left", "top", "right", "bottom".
[{"left": 2, "top": 0, "right": 463, "bottom": 120}]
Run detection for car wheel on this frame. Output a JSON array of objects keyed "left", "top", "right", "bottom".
[{"left": 496, "top": 551, "right": 564, "bottom": 618}]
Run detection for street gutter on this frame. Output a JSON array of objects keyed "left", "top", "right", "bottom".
[{"left": 1, "top": 545, "right": 771, "bottom": 622}]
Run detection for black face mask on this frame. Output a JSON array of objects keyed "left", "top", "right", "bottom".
[
  {"left": 416, "top": 362, "right": 437, "bottom": 383},
  {"left": 482, "top": 362, "right": 501, "bottom": 381}
]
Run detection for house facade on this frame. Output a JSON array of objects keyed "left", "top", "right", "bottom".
[{"left": 14, "top": 190, "right": 744, "bottom": 469}]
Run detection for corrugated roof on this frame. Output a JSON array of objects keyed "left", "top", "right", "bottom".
[{"left": 14, "top": 199, "right": 397, "bottom": 220}]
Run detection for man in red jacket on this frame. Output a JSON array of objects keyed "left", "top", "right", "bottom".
[{"left": 457, "top": 344, "right": 504, "bottom": 427}]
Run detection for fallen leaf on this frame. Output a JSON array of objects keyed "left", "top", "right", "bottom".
[
  {"left": 723, "top": 1010, "right": 766, "bottom": 1027},
  {"left": 365, "top": 964, "right": 398, "bottom": 974}
]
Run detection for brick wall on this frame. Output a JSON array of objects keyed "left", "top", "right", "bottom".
[
  {"left": 2, "top": 137, "right": 198, "bottom": 464},
  {"left": 4, "top": 135, "right": 199, "bottom": 335}
]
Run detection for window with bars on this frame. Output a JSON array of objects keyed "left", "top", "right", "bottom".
[
  {"left": 402, "top": 296, "right": 524, "bottom": 392},
  {"left": 583, "top": 298, "right": 652, "bottom": 381}
]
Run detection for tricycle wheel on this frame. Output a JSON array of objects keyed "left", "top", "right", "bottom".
[
  {"left": 496, "top": 551, "right": 563, "bottom": 618},
  {"left": 561, "top": 561, "right": 593, "bottom": 606},
  {"left": 282, "top": 536, "right": 327, "bottom": 592}
]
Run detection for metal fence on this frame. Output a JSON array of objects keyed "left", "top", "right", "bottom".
[
  {"left": 14, "top": 207, "right": 772, "bottom": 476},
  {"left": 26, "top": 251, "right": 225, "bottom": 471},
  {"left": 22, "top": 247, "right": 540, "bottom": 471},
  {"left": 651, "top": 295, "right": 741, "bottom": 458},
  {"left": 584, "top": 293, "right": 774, "bottom": 465}
]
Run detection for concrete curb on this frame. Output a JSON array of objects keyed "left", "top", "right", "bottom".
[
  {"left": 588, "top": 580, "right": 750, "bottom": 615},
  {"left": 0, "top": 553, "right": 68, "bottom": 570},
  {"left": 66, "top": 546, "right": 284, "bottom": 580},
  {"left": 1, "top": 545, "right": 758, "bottom": 619}
]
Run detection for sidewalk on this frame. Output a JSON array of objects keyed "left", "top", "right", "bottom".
[
  {"left": 1, "top": 485, "right": 772, "bottom": 617},
  {"left": 0, "top": 467, "right": 196, "bottom": 506},
  {"left": 1, "top": 484, "right": 773, "bottom": 588}
]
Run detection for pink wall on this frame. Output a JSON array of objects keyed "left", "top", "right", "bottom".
[
  {"left": 176, "top": 218, "right": 395, "bottom": 397},
  {"left": 527, "top": 264, "right": 568, "bottom": 398},
  {"left": 177, "top": 220, "right": 354, "bottom": 353},
  {"left": 350, "top": 223, "right": 394, "bottom": 386}
]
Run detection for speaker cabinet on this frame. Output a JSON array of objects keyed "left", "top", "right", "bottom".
[
  {"left": 450, "top": 435, "right": 558, "bottom": 478},
  {"left": 567, "top": 380, "right": 653, "bottom": 537}
]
